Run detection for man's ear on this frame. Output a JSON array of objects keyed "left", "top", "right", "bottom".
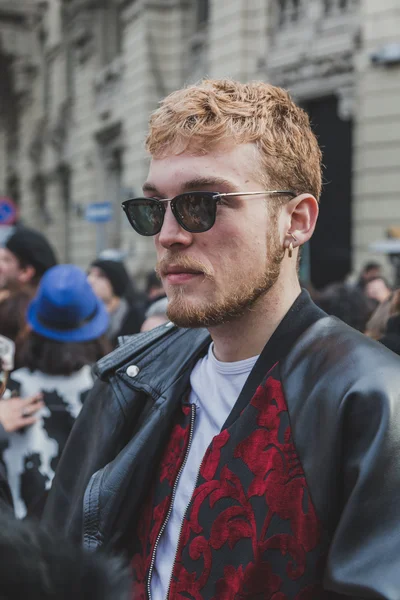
[
  {"left": 285, "top": 193, "right": 319, "bottom": 246},
  {"left": 17, "top": 265, "right": 36, "bottom": 285}
]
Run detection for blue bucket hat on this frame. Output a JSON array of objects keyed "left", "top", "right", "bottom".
[{"left": 27, "top": 265, "right": 109, "bottom": 342}]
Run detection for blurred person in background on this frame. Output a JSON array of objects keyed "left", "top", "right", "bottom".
[
  {"left": 0, "top": 227, "right": 57, "bottom": 296},
  {"left": 0, "top": 264, "right": 109, "bottom": 519},
  {"left": 140, "top": 296, "right": 169, "bottom": 332},
  {"left": 0, "top": 506, "right": 130, "bottom": 600},
  {"left": 88, "top": 259, "right": 144, "bottom": 346},
  {"left": 145, "top": 270, "right": 166, "bottom": 305},
  {"left": 0, "top": 291, "right": 31, "bottom": 343},
  {"left": 365, "top": 295, "right": 394, "bottom": 340},
  {"left": 0, "top": 228, "right": 58, "bottom": 363},
  {"left": 363, "top": 275, "right": 392, "bottom": 305},
  {"left": 357, "top": 260, "right": 383, "bottom": 288},
  {"left": 317, "top": 281, "right": 377, "bottom": 332},
  {"left": 366, "top": 289, "right": 400, "bottom": 356},
  {"left": 378, "top": 289, "right": 400, "bottom": 355}
]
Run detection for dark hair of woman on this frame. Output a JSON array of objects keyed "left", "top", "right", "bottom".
[
  {"left": 317, "top": 282, "right": 377, "bottom": 333},
  {"left": 18, "top": 331, "right": 111, "bottom": 376},
  {"left": 0, "top": 291, "right": 31, "bottom": 343}
]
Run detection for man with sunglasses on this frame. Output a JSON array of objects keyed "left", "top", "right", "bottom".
[{"left": 44, "top": 80, "right": 400, "bottom": 599}]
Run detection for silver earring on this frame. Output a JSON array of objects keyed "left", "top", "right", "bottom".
[{"left": 287, "top": 233, "right": 297, "bottom": 259}]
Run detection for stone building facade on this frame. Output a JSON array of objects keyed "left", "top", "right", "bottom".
[{"left": 0, "top": 0, "right": 399, "bottom": 286}]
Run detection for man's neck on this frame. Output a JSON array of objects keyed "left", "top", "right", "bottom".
[{"left": 209, "top": 279, "right": 302, "bottom": 362}]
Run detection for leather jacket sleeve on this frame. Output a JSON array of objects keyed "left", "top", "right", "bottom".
[
  {"left": 282, "top": 318, "right": 400, "bottom": 600},
  {"left": 42, "top": 377, "right": 137, "bottom": 542},
  {"left": 323, "top": 375, "right": 400, "bottom": 599}
]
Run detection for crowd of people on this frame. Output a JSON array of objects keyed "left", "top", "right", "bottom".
[
  {"left": 0, "top": 77, "right": 399, "bottom": 599},
  {"left": 0, "top": 226, "right": 170, "bottom": 520},
  {"left": 311, "top": 261, "right": 400, "bottom": 354}
]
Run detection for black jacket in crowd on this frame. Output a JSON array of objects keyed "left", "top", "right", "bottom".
[
  {"left": 43, "top": 292, "right": 400, "bottom": 599},
  {"left": 380, "top": 313, "right": 400, "bottom": 356},
  {"left": 0, "top": 502, "right": 131, "bottom": 600}
]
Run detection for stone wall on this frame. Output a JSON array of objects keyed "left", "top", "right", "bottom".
[
  {"left": 352, "top": 0, "right": 400, "bottom": 274},
  {"left": 0, "top": 0, "right": 399, "bottom": 284}
]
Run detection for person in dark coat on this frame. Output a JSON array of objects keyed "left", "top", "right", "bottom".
[
  {"left": 0, "top": 504, "right": 130, "bottom": 600},
  {"left": 379, "top": 314, "right": 400, "bottom": 355},
  {"left": 88, "top": 260, "right": 144, "bottom": 346},
  {"left": 376, "top": 289, "right": 400, "bottom": 355},
  {"left": 316, "top": 281, "right": 377, "bottom": 332}
]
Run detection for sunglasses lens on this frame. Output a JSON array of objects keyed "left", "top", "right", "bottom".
[
  {"left": 125, "top": 199, "right": 164, "bottom": 236},
  {"left": 174, "top": 193, "right": 216, "bottom": 232}
]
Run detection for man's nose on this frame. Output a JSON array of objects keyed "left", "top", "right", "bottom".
[{"left": 157, "top": 203, "right": 193, "bottom": 249}]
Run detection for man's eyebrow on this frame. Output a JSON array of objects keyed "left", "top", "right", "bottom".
[
  {"left": 142, "top": 182, "right": 159, "bottom": 194},
  {"left": 142, "top": 176, "right": 239, "bottom": 196},
  {"left": 180, "top": 177, "right": 239, "bottom": 192}
]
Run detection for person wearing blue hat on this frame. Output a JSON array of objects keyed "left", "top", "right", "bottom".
[
  {"left": 0, "top": 265, "right": 110, "bottom": 519},
  {"left": 28, "top": 263, "right": 109, "bottom": 343}
]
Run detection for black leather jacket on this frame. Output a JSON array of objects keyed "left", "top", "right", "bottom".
[{"left": 43, "top": 304, "right": 400, "bottom": 599}]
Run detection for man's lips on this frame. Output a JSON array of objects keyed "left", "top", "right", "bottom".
[{"left": 163, "top": 266, "right": 204, "bottom": 284}]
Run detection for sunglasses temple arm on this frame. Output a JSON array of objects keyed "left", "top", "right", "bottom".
[{"left": 218, "top": 191, "right": 296, "bottom": 199}]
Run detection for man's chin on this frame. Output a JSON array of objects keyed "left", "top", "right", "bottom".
[
  {"left": 166, "top": 303, "right": 210, "bottom": 329},
  {"left": 166, "top": 296, "right": 221, "bottom": 328},
  {"left": 166, "top": 272, "right": 282, "bottom": 329},
  {"left": 166, "top": 297, "right": 248, "bottom": 329}
]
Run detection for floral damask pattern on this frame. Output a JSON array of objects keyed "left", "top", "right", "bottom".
[
  {"left": 132, "top": 369, "right": 328, "bottom": 599},
  {"left": 160, "top": 406, "right": 192, "bottom": 487}
]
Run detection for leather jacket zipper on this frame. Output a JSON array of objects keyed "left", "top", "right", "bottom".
[{"left": 147, "top": 403, "right": 196, "bottom": 600}]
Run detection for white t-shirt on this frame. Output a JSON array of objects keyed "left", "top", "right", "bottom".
[{"left": 150, "top": 343, "right": 259, "bottom": 600}]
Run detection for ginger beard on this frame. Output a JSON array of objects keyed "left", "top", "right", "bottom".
[{"left": 156, "top": 226, "right": 285, "bottom": 329}]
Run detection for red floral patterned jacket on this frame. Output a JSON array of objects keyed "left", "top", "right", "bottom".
[{"left": 132, "top": 363, "right": 328, "bottom": 600}]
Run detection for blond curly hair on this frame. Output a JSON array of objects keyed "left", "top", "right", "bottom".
[{"left": 146, "top": 79, "right": 322, "bottom": 200}]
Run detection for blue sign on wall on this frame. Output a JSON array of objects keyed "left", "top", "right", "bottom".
[
  {"left": 0, "top": 197, "right": 18, "bottom": 225},
  {"left": 85, "top": 202, "right": 113, "bottom": 223}
]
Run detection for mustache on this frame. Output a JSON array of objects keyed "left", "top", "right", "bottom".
[{"left": 156, "top": 255, "right": 213, "bottom": 278}]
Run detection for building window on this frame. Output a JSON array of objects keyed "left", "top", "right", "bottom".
[
  {"left": 323, "top": 0, "right": 355, "bottom": 15},
  {"left": 58, "top": 164, "right": 71, "bottom": 212},
  {"left": 96, "top": 123, "right": 123, "bottom": 250},
  {"left": 196, "top": 0, "right": 209, "bottom": 26},
  {"left": 32, "top": 174, "right": 51, "bottom": 225},
  {"left": 105, "top": 148, "right": 123, "bottom": 249},
  {"left": 6, "top": 172, "right": 20, "bottom": 206},
  {"left": 100, "top": 2, "right": 122, "bottom": 66},
  {"left": 58, "top": 163, "right": 72, "bottom": 261},
  {"left": 277, "top": 0, "right": 302, "bottom": 27},
  {"left": 65, "top": 38, "right": 75, "bottom": 101}
]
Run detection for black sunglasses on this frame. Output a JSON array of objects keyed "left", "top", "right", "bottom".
[{"left": 122, "top": 190, "right": 296, "bottom": 236}]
